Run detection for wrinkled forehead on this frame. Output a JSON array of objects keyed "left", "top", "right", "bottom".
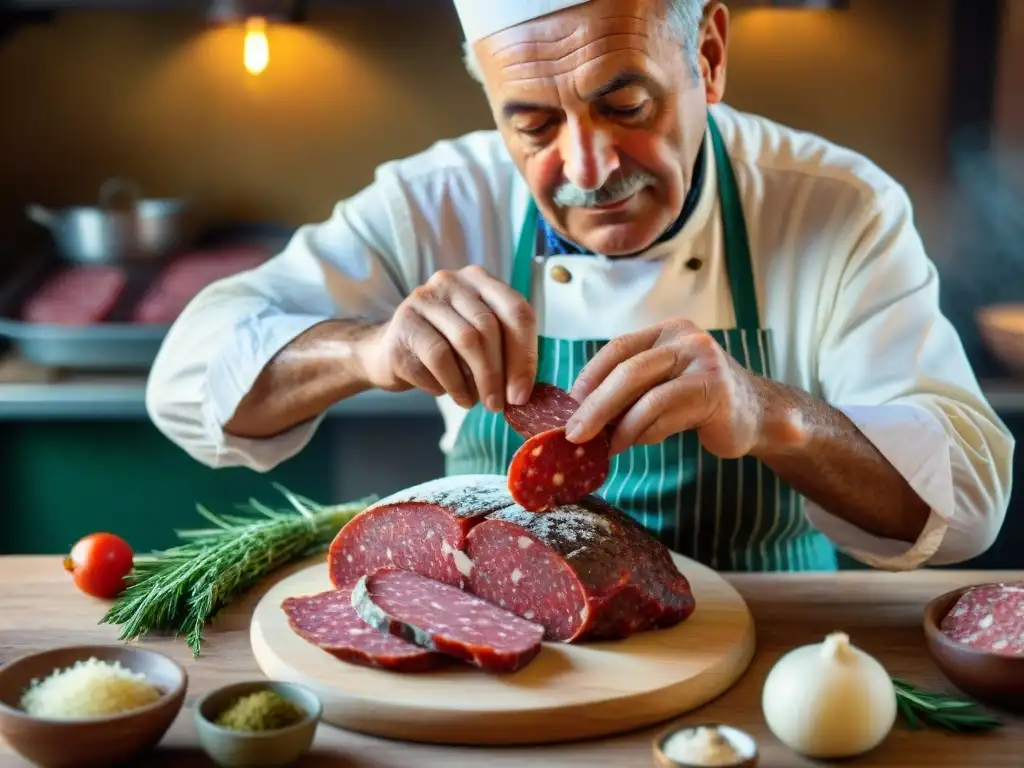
[{"left": 475, "top": 0, "right": 673, "bottom": 91}]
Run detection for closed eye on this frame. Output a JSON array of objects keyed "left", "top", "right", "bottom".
[
  {"left": 606, "top": 105, "right": 645, "bottom": 117},
  {"left": 520, "top": 120, "right": 554, "bottom": 136}
]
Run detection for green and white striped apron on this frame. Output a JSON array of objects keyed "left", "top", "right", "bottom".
[{"left": 446, "top": 115, "right": 837, "bottom": 572}]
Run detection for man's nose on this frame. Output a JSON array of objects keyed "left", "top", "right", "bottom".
[{"left": 560, "top": 119, "right": 620, "bottom": 192}]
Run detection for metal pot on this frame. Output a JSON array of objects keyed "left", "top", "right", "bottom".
[{"left": 26, "top": 178, "right": 191, "bottom": 264}]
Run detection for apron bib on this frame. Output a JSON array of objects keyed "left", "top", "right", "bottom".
[{"left": 446, "top": 115, "right": 837, "bottom": 572}]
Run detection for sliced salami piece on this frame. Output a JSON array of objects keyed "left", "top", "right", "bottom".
[
  {"left": 507, "top": 427, "right": 610, "bottom": 512},
  {"left": 281, "top": 582, "right": 447, "bottom": 672},
  {"left": 465, "top": 496, "right": 696, "bottom": 642},
  {"left": 328, "top": 475, "right": 515, "bottom": 589},
  {"left": 940, "top": 582, "right": 1024, "bottom": 656},
  {"left": 504, "top": 382, "right": 581, "bottom": 438},
  {"left": 351, "top": 568, "right": 545, "bottom": 674}
]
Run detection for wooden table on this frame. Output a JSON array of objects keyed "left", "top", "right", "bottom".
[{"left": 2, "top": 556, "right": 1022, "bottom": 767}]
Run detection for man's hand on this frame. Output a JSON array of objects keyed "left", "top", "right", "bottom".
[
  {"left": 564, "top": 318, "right": 769, "bottom": 457},
  {"left": 357, "top": 265, "right": 539, "bottom": 412}
]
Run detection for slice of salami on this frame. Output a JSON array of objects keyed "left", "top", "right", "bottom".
[
  {"left": 281, "top": 582, "right": 448, "bottom": 673},
  {"left": 507, "top": 427, "right": 610, "bottom": 512},
  {"left": 939, "top": 582, "right": 1024, "bottom": 656},
  {"left": 504, "top": 383, "right": 581, "bottom": 438},
  {"left": 351, "top": 568, "right": 545, "bottom": 674}
]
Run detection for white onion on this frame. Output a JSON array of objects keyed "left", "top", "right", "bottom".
[{"left": 761, "top": 631, "right": 896, "bottom": 758}]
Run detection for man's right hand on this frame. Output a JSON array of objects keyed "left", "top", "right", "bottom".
[{"left": 356, "top": 265, "right": 538, "bottom": 412}]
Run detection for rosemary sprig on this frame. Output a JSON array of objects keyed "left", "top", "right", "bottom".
[
  {"left": 100, "top": 484, "right": 376, "bottom": 657},
  {"left": 893, "top": 678, "right": 1003, "bottom": 732}
]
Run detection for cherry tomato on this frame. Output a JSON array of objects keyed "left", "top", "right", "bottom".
[{"left": 63, "top": 532, "right": 134, "bottom": 599}]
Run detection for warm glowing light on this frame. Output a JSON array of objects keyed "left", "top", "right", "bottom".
[{"left": 243, "top": 17, "right": 269, "bottom": 75}]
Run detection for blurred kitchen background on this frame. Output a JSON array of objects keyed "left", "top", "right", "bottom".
[{"left": 0, "top": 0, "right": 1021, "bottom": 569}]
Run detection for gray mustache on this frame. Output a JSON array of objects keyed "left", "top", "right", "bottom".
[{"left": 553, "top": 172, "right": 656, "bottom": 208}]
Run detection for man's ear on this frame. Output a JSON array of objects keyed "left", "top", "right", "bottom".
[{"left": 699, "top": 1, "right": 729, "bottom": 104}]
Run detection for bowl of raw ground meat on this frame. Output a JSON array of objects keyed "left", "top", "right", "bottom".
[{"left": 923, "top": 582, "right": 1024, "bottom": 712}]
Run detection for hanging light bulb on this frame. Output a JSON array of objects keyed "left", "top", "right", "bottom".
[
  {"left": 243, "top": 16, "right": 269, "bottom": 75},
  {"left": 207, "top": 0, "right": 304, "bottom": 75}
]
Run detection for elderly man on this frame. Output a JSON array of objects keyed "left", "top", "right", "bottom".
[{"left": 146, "top": 0, "right": 1013, "bottom": 572}]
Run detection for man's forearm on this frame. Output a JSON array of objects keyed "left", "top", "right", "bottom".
[
  {"left": 224, "top": 319, "right": 381, "bottom": 440},
  {"left": 748, "top": 378, "right": 931, "bottom": 543}
]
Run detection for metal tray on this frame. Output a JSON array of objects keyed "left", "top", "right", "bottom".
[{"left": 0, "top": 223, "right": 294, "bottom": 370}]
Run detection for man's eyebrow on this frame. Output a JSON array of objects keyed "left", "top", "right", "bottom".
[
  {"left": 499, "top": 70, "right": 655, "bottom": 119},
  {"left": 501, "top": 100, "right": 554, "bottom": 119},
  {"left": 584, "top": 71, "right": 653, "bottom": 100}
]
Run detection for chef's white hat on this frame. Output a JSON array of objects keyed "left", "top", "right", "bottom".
[
  {"left": 452, "top": 0, "right": 593, "bottom": 44},
  {"left": 453, "top": 0, "right": 714, "bottom": 45}
]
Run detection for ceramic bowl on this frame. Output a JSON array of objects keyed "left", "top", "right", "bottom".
[
  {"left": 193, "top": 680, "right": 322, "bottom": 767},
  {"left": 652, "top": 722, "right": 759, "bottom": 767},
  {"left": 977, "top": 303, "right": 1024, "bottom": 374},
  {"left": 0, "top": 644, "right": 187, "bottom": 767},
  {"left": 923, "top": 584, "right": 1024, "bottom": 712}
]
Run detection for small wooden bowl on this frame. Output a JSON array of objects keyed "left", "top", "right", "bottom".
[
  {"left": 193, "top": 680, "right": 321, "bottom": 767},
  {"left": 653, "top": 722, "right": 759, "bottom": 767},
  {"left": 0, "top": 644, "right": 187, "bottom": 767},
  {"left": 923, "top": 585, "right": 1024, "bottom": 712}
]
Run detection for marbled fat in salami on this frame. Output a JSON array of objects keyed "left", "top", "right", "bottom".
[
  {"left": 939, "top": 582, "right": 1024, "bottom": 656},
  {"left": 507, "top": 427, "right": 610, "bottom": 512},
  {"left": 465, "top": 495, "right": 696, "bottom": 642},
  {"left": 351, "top": 568, "right": 545, "bottom": 673},
  {"left": 328, "top": 475, "right": 514, "bottom": 589},
  {"left": 281, "top": 582, "right": 446, "bottom": 672}
]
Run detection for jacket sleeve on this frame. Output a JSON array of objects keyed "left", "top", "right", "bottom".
[
  {"left": 145, "top": 179, "right": 415, "bottom": 472},
  {"left": 146, "top": 134, "right": 520, "bottom": 472},
  {"left": 804, "top": 184, "right": 1015, "bottom": 569}
]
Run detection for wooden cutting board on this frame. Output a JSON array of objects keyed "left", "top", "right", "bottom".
[{"left": 250, "top": 554, "right": 756, "bottom": 746}]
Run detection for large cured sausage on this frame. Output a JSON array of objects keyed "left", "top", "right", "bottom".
[
  {"left": 325, "top": 475, "right": 696, "bottom": 645},
  {"left": 351, "top": 568, "right": 545, "bottom": 673},
  {"left": 504, "top": 383, "right": 611, "bottom": 511},
  {"left": 940, "top": 582, "right": 1024, "bottom": 656},
  {"left": 281, "top": 582, "right": 447, "bottom": 672},
  {"left": 465, "top": 495, "right": 696, "bottom": 642},
  {"left": 328, "top": 475, "right": 513, "bottom": 589}
]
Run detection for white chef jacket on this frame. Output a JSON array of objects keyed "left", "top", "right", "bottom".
[{"left": 146, "top": 102, "right": 1015, "bottom": 571}]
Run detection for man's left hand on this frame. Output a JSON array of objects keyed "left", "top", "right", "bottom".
[{"left": 565, "top": 319, "right": 769, "bottom": 458}]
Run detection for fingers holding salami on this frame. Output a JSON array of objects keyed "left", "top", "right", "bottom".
[
  {"left": 356, "top": 266, "right": 537, "bottom": 411},
  {"left": 505, "top": 383, "right": 612, "bottom": 512}
]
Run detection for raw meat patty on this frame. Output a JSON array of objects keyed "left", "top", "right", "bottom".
[
  {"left": 351, "top": 569, "right": 544, "bottom": 674},
  {"left": 21, "top": 266, "right": 126, "bottom": 324},
  {"left": 465, "top": 495, "right": 696, "bottom": 642},
  {"left": 328, "top": 475, "right": 514, "bottom": 589},
  {"left": 281, "top": 582, "right": 446, "bottom": 672},
  {"left": 507, "top": 427, "right": 610, "bottom": 512},
  {"left": 131, "top": 246, "right": 269, "bottom": 323},
  {"left": 940, "top": 582, "right": 1024, "bottom": 656}
]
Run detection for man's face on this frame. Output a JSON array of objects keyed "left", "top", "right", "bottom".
[{"left": 476, "top": 0, "right": 727, "bottom": 256}]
